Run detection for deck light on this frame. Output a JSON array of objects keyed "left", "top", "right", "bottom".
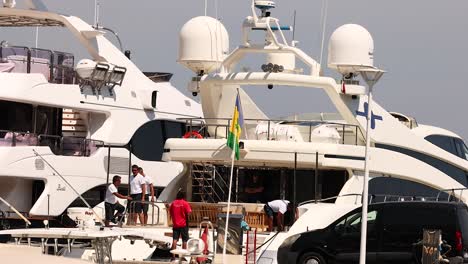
[{"left": 107, "top": 65, "right": 127, "bottom": 86}]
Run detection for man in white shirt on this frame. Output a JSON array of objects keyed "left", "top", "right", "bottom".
[
  {"left": 105, "top": 175, "right": 132, "bottom": 227},
  {"left": 129, "top": 164, "right": 146, "bottom": 225},
  {"left": 264, "top": 199, "right": 292, "bottom": 231},
  {"left": 138, "top": 167, "right": 155, "bottom": 225}
]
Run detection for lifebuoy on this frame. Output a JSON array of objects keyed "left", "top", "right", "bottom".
[{"left": 183, "top": 131, "right": 203, "bottom": 139}]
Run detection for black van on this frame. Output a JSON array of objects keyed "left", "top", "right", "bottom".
[{"left": 277, "top": 201, "right": 468, "bottom": 264}]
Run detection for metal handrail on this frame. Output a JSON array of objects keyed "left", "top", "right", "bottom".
[
  {"left": 0, "top": 196, "right": 31, "bottom": 227},
  {"left": 126, "top": 200, "right": 161, "bottom": 226},
  {"left": 436, "top": 188, "right": 468, "bottom": 202},
  {"left": 1, "top": 45, "right": 75, "bottom": 84},
  {"left": 298, "top": 193, "right": 363, "bottom": 206},
  {"left": 369, "top": 194, "right": 438, "bottom": 203},
  {"left": 178, "top": 117, "right": 364, "bottom": 145},
  {"left": 0, "top": 129, "right": 38, "bottom": 147}
]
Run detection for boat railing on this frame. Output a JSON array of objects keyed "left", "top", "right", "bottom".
[
  {"left": 0, "top": 45, "right": 76, "bottom": 84},
  {"left": 298, "top": 193, "right": 363, "bottom": 206},
  {"left": 368, "top": 194, "right": 439, "bottom": 203},
  {"left": 298, "top": 193, "right": 441, "bottom": 207},
  {"left": 0, "top": 129, "right": 39, "bottom": 147},
  {"left": 178, "top": 117, "right": 364, "bottom": 145},
  {"left": 0, "top": 129, "right": 104, "bottom": 157},
  {"left": 436, "top": 188, "right": 468, "bottom": 202},
  {"left": 126, "top": 200, "right": 161, "bottom": 226},
  {"left": 39, "top": 135, "right": 104, "bottom": 157}
]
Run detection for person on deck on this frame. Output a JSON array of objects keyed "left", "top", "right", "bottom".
[
  {"left": 139, "top": 167, "right": 155, "bottom": 225},
  {"left": 169, "top": 191, "right": 192, "bottom": 257},
  {"left": 104, "top": 175, "right": 132, "bottom": 227},
  {"left": 245, "top": 174, "right": 264, "bottom": 203},
  {"left": 129, "top": 164, "right": 146, "bottom": 225},
  {"left": 263, "top": 199, "right": 292, "bottom": 232}
]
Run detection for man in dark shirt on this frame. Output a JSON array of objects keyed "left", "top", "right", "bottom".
[
  {"left": 169, "top": 191, "right": 192, "bottom": 254},
  {"left": 245, "top": 175, "right": 264, "bottom": 203}
]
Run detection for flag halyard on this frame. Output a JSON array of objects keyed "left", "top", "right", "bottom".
[{"left": 227, "top": 92, "right": 244, "bottom": 160}]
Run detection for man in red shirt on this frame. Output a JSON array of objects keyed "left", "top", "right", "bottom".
[{"left": 170, "top": 191, "right": 192, "bottom": 253}]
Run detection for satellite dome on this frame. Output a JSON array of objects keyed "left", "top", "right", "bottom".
[
  {"left": 328, "top": 24, "right": 374, "bottom": 75},
  {"left": 178, "top": 16, "right": 229, "bottom": 74}
]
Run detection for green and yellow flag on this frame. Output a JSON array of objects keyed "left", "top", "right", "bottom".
[{"left": 227, "top": 92, "right": 244, "bottom": 160}]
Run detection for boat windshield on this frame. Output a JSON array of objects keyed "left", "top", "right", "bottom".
[{"left": 461, "top": 141, "right": 468, "bottom": 161}]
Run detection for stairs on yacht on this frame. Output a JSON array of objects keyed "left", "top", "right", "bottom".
[
  {"left": 61, "top": 109, "right": 88, "bottom": 155},
  {"left": 62, "top": 109, "right": 87, "bottom": 138},
  {"left": 191, "top": 164, "right": 231, "bottom": 203}
]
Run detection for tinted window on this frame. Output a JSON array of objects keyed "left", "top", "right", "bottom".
[
  {"left": 129, "top": 120, "right": 185, "bottom": 161},
  {"left": 454, "top": 138, "right": 468, "bottom": 160},
  {"left": 382, "top": 204, "right": 457, "bottom": 246},
  {"left": 382, "top": 202, "right": 456, "bottom": 252},
  {"left": 334, "top": 210, "right": 378, "bottom": 235},
  {"left": 384, "top": 204, "right": 455, "bottom": 227},
  {"left": 425, "top": 135, "right": 458, "bottom": 156},
  {"left": 369, "top": 178, "right": 441, "bottom": 201},
  {"left": 376, "top": 144, "right": 468, "bottom": 186}
]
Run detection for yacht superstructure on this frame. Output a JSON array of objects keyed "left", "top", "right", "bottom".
[
  {"left": 0, "top": 2, "right": 202, "bottom": 223},
  {"left": 161, "top": 0, "right": 468, "bottom": 262}
]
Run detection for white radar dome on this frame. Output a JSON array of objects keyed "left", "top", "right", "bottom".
[
  {"left": 328, "top": 24, "right": 374, "bottom": 75},
  {"left": 178, "top": 16, "right": 229, "bottom": 74}
]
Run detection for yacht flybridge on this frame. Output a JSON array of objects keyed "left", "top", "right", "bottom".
[
  {"left": 0, "top": 1, "right": 202, "bottom": 223},
  {"left": 166, "top": 0, "right": 468, "bottom": 204}
]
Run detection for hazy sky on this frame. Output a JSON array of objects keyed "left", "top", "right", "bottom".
[{"left": 3, "top": 1, "right": 468, "bottom": 139}]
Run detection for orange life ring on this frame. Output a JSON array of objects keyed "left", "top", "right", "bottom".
[{"left": 183, "top": 131, "right": 203, "bottom": 139}]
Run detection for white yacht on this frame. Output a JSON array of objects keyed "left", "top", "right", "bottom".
[
  {"left": 0, "top": 1, "right": 202, "bottom": 226},
  {"left": 161, "top": 0, "right": 468, "bottom": 262}
]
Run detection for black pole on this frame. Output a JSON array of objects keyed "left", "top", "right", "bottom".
[
  {"left": 128, "top": 143, "right": 132, "bottom": 196},
  {"left": 293, "top": 152, "right": 297, "bottom": 210},
  {"left": 315, "top": 151, "right": 319, "bottom": 202},
  {"left": 106, "top": 146, "right": 111, "bottom": 185}
]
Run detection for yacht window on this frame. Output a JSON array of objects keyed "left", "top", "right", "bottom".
[
  {"left": 69, "top": 185, "right": 106, "bottom": 208},
  {"left": 0, "top": 100, "right": 33, "bottom": 133},
  {"left": 454, "top": 138, "right": 468, "bottom": 160},
  {"left": 376, "top": 144, "right": 468, "bottom": 187},
  {"left": 369, "top": 177, "right": 441, "bottom": 201},
  {"left": 129, "top": 120, "right": 185, "bottom": 161},
  {"left": 151, "top": 91, "right": 157, "bottom": 108},
  {"left": 425, "top": 135, "right": 458, "bottom": 156}
]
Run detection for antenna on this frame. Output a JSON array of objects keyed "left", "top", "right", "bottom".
[
  {"left": 318, "top": 0, "right": 329, "bottom": 68},
  {"left": 94, "top": 0, "right": 100, "bottom": 27},
  {"left": 204, "top": 0, "right": 207, "bottom": 16},
  {"left": 35, "top": 26, "right": 38, "bottom": 48},
  {"left": 292, "top": 10, "right": 297, "bottom": 43}
]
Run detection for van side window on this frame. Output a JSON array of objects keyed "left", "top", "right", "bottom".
[{"left": 334, "top": 210, "right": 378, "bottom": 234}]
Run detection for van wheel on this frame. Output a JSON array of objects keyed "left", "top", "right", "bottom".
[{"left": 298, "top": 252, "right": 326, "bottom": 264}]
